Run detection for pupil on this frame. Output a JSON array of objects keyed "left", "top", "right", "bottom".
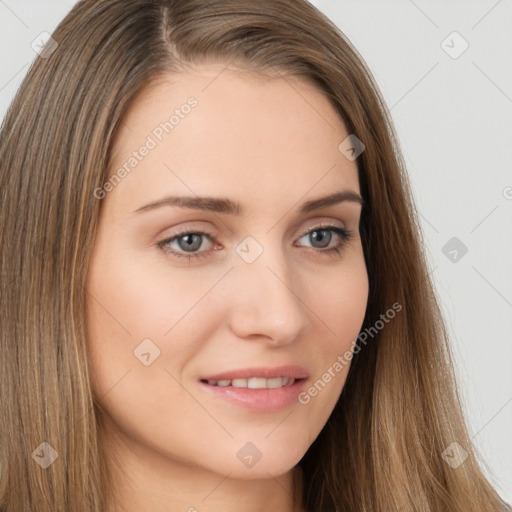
[
  {"left": 180, "top": 234, "right": 201, "bottom": 252},
  {"left": 312, "top": 229, "right": 331, "bottom": 248}
]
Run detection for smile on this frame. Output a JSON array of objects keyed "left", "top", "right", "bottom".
[{"left": 202, "top": 377, "right": 297, "bottom": 388}]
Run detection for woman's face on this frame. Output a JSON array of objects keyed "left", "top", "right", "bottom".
[{"left": 86, "top": 64, "right": 369, "bottom": 482}]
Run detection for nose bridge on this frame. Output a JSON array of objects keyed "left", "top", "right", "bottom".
[{"left": 227, "top": 236, "right": 306, "bottom": 343}]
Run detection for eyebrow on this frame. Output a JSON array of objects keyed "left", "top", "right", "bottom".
[{"left": 133, "top": 190, "right": 365, "bottom": 216}]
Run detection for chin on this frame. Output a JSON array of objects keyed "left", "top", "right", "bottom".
[{"left": 223, "top": 439, "right": 308, "bottom": 480}]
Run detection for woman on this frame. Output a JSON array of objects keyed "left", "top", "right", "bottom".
[{"left": 0, "top": 1, "right": 509, "bottom": 511}]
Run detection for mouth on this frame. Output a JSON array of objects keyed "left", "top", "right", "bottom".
[
  {"left": 200, "top": 377, "right": 300, "bottom": 388},
  {"left": 198, "top": 365, "right": 309, "bottom": 412}
]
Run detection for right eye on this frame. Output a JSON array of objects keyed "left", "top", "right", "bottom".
[{"left": 157, "top": 228, "right": 215, "bottom": 263}]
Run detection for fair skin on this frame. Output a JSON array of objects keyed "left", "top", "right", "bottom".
[{"left": 86, "top": 63, "right": 369, "bottom": 512}]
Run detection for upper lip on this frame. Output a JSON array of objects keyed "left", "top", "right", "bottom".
[{"left": 200, "top": 365, "right": 309, "bottom": 381}]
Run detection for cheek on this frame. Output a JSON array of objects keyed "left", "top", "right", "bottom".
[
  {"left": 84, "top": 246, "right": 216, "bottom": 459},
  {"left": 298, "top": 251, "right": 368, "bottom": 399},
  {"left": 305, "top": 250, "right": 369, "bottom": 348},
  {"left": 86, "top": 240, "right": 213, "bottom": 343},
  {"left": 85, "top": 238, "right": 227, "bottom": 403}
]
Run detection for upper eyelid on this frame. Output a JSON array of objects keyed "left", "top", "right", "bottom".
[
  {"left": 161, "top": 217, "right": 350, "bottom": 238},
  {"left": 297, "top": 222, "right": 347, "bottom": 237}
]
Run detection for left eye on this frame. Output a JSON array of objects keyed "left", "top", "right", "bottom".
[{"left": 157, "top": 224, "right": 353, "bottom": 263}]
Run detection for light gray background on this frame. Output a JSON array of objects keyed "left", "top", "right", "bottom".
[{"left": 1, "top": 0, "right": 511, "bottom": 502}]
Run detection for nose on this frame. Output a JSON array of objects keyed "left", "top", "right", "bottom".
[{"left": 225, "top": 244, "right": 308, "bottom": 347}]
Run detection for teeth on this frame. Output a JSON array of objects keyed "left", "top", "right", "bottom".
[
  {"left": 266, "top": 377, "right": 284, "bottom": 388},
  {"left": 248, "top": 378, "right": 268, "bottom": 389},
  {"left": 206, "top": 377, "right": 296, "bottom": 388}
]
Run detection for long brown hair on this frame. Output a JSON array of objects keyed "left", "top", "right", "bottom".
[{"left": 0, "top": 1, "right": 509, "bottom": 510}]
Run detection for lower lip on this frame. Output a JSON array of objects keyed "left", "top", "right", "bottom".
[{"left": 198, "top": 379, "right": 308, "bottom": 412}]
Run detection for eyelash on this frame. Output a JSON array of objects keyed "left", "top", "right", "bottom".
[{"left": 157, "top": 224, "right": 353, "bottom": 263}]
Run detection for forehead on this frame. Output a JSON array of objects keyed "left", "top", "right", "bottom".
[{"left": 107, "top": 65, "right": 360, "bottom": 213}]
